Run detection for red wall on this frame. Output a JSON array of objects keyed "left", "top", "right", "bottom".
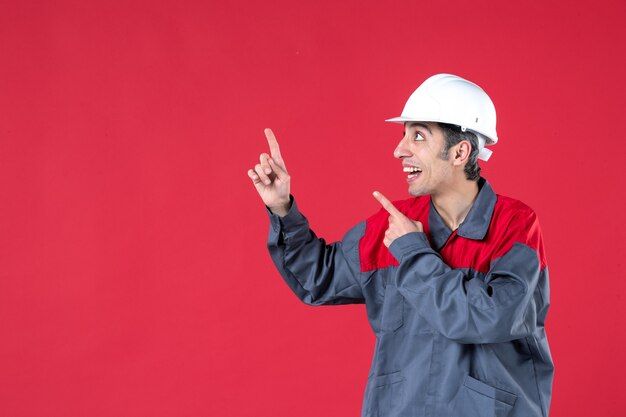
[{"left": 1, "top": 0, "right": 625, "bottom": 416}]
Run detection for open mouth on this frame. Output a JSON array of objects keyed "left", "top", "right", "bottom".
[{"left": 403, "top": 166, "right": 422, "bottom": 179}]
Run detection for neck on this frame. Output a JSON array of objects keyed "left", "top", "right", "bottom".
[{"left": 431, "top": 179, "right": 480, "bottom": 231}]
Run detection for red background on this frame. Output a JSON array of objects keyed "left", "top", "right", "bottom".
[{"left": 1, "top": 0, "right": 625, "bottom": 416}]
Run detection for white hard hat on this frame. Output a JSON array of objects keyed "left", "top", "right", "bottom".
[{"left": 386, "top": 74, "right": 498, "bottom": 161}]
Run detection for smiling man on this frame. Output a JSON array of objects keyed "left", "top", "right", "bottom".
[{"left": 247, "top": 74, "right": 553, "bottom": 417}]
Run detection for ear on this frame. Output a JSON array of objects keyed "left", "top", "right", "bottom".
[{"left": 452, "top": 140, "right": 472, "bottom": 167}]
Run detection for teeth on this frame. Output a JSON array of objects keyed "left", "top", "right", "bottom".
[{"left": 403, "top": 167, "right": 422, "bottom": 173}]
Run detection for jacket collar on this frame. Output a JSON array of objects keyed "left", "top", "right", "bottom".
[{"left": 428, "top": 177, "right": 497, "bottom": 250}]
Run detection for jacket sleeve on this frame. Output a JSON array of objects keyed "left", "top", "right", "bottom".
[
  {"left": 389, "top": 210, "right": 548, "bottom": 344},
  {"left": 267, "top": 197, "right": 365, "bottom": 306}
]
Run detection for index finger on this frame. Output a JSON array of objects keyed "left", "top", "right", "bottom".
[
  {"left": 372, "top": 191, "right": 403, "bottom": 218},
  {"left": 264, "top": 128, "right": 282, "bottom": 160}
]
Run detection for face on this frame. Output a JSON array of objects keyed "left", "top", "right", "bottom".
[{"left": 393, "top": 122, "right": 454, "bottom": 197}]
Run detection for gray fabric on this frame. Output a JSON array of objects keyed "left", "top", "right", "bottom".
[
  {"left": 428, "top": 178, "right": 496, "bottom": 250},
  {"left": 267, "top": 184, "right": 553, "bottom": 417}
]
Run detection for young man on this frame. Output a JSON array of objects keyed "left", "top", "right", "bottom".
[{"left": 247, "top": 74, "right": 553, "bottom": 417}]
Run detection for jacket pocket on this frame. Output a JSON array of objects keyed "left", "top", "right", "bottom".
[
  {"left": 452, "top": 375, "right": 517, "bottom": 417},
  {"left": 363, "top": 371, "right": 405, "bottom": 417},
  {"left": 380, "top": 282, "right": 404, "bottom": 332}
]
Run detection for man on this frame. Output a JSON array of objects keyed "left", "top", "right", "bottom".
[{"left": 247, "top": 74, "right": 553, "bottom": 417}]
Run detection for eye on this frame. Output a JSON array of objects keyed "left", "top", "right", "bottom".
[{"left": 414, "top": 132, "right": 425, "bottom": 142}]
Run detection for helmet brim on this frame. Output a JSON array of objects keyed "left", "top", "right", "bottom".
[{"left": 385, "top": 116, "right": 418, "bottom": 124}]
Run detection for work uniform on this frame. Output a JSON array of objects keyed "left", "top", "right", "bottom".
[{"left": 267, "top": 178, "right": 553, "bottom": 417}]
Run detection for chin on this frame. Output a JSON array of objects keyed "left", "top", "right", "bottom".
[{"left": 408, "top": 187, "right": 426, "bottom": 197}]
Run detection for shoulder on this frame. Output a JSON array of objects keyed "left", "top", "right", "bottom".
[
  {"left": 491, "top": 194, "right": 547, "bottom": 268},
  {"left": 493, "top": 194, "right": 539, "bottom": 226},
  {"left": 495, "top": 194, "right": 536, "bottom": 214}
]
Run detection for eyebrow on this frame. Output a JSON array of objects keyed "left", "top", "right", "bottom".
[{"left": 405, "top": 122, "right": 432, "bottom": 135}]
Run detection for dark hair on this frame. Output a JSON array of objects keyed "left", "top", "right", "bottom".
[{"left": 437, "top": 123, "right": 481, "bottom": 181}]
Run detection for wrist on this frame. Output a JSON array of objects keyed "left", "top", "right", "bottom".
[{"left": 268, "top": 197, "right": 292, "bottom": 217}]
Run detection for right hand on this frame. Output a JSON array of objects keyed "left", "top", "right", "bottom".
[
  {"left": 373, "top": 191, "right": 423, "bottom": 247},
  {"left": 247, "top": 128, "right": 291, "bottom": 216}
]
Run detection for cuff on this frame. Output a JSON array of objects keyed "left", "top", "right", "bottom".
[
  {"left": 267, "top": 196, "right": 307, "bottom": 233},
  {"left": 388, "top": 232, "right": 432, "bottom": 262}
]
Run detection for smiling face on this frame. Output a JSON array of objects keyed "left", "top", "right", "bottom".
[{"left": 394, "top": 122, "right": 456, "bottom": 197}]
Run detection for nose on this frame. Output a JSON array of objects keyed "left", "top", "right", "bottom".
[{"left": 393, "top": 134, "right": 411, "bottom": 159}]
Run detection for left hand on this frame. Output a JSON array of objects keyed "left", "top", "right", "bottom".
[{"left": 373, "top": 191, "right": 424, "bottom": 247}]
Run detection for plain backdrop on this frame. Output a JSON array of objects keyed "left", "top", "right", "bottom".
[{"left": 1, "top": 0, "right": 625, "bottom": 416}]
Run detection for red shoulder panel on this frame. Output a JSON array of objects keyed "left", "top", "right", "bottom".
[
  {"left": 359, "top": 194, "right": 547, "bottom": 273},
  {"left": 489, "top": 196, "right": 548, "bottom": 270},
  {"left": 439, "top": 196, "right": 548, "bottom": 273}
]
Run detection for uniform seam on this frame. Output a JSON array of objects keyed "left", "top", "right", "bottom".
[{"left": 524, "top": 337, "right": 547, "bottom": 417}]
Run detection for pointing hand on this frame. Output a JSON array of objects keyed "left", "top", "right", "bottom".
[
  {"left": 373, "top": 191, "right": 423, "bottom": 247},
  {"left": 247, "top": 129, "right": 291, "bottom": 216}
]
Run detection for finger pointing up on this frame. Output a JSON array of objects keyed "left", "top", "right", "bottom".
[
  {"left": 265, "top": 128, "right": 285, "bottom": 166},
  {"left": 372, "top": 191, "right": 404, "bottom": 218}
]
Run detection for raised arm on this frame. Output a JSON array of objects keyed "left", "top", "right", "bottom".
[{"left": 248, "top": 129, "right": 365, "bottom": 306}]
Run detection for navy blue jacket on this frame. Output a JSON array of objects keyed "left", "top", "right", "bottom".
[{"left": 267, "top": 179, "right": 553, "bottom": 417}]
